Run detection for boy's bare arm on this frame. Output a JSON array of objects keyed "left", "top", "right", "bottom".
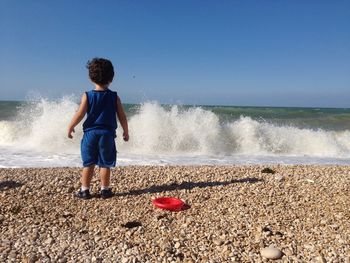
[
  {"left": 116, "top": 96, "right": 129, "bottom": 141},
  {"left": 67, "top": 94, "right": 88, "bottom": 139}
]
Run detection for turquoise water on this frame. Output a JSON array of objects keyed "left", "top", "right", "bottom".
[{"left": 0, "top": 101, "right": 24, "bottom": 120}]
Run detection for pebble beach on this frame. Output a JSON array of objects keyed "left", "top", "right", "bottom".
[{"left": 0, "top": 165, "right": 349, "bottom": 262}]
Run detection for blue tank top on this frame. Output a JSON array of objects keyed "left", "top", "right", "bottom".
[{"left": 83, "top": 89, "right": 118, "bottom": 134}]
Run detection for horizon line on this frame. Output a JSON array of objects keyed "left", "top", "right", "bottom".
[{"left": 0, "top": 99, "right": 349, "bottom": 110}]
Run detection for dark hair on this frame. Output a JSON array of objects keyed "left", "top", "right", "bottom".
[{"left": 86, "top": 58, "right": 114, "bottom": 85}]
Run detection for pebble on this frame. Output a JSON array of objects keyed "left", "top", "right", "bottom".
[
  {"left": 29, "top": 233, "right": 39, "bottom": 242},
  {"left": 274, "top": 175, "right": 284, "bottom": 181},
  {"left": 318, "top": 255, "right": 327, "bottom": 263},
  {"left": 44, "top": 237, "right": 54, "bottom": 245},
  {"left": 260, "top": 247, "right": 283, "bottom": 260},
  {"left": 58, "top": 257, "right": 67, "bottom": 263},
  {"left": 283, "top": 248, "right": 293, "bottom": 256},
  {"left": 8, "top": 251, "right": 17, "bottom": 259},
  {"left": 213, "top": 238, "right": 224, "bottom": 246}
]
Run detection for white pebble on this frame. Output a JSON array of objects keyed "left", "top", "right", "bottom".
[{"left": 261, "top": 247, "right": 283, "bottom": 260}]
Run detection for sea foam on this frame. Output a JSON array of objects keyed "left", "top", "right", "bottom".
[
  {"left": 120, "top": 102, "right": 350, "bottom": 158},
  {"left": 0, "top": 97, "right": 81, "bottom": 153},
  {"left": 0, "top": 97, "right": 350, "bottom": 167}
]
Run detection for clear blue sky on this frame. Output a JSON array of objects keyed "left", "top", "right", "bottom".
[{"left": 0, "top": 1, "right": 349, "bottom": 107}]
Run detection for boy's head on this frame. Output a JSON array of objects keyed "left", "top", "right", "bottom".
[{"left": 86, "top": 58, "right": 114, "bottom": 86}]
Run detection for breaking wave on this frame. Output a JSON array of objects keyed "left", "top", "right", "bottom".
[{"left": 1, "top": 97, "right": 350, "bottom": 159}]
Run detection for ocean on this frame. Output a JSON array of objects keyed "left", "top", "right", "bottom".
[{"left": 1, "top": 98, "right": 350, "bottom": 167}]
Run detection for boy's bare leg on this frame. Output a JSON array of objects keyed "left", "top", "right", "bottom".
[
  {"left": 100, "top": 167, "right": 110, "bottom": 188},
  {"left": 81, "top": 165, "right": 94, "bottom": 188}
]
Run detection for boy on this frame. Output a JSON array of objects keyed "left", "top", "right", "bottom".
[{"left": 67, "top": 58, "right": 129, "bottom": 199}]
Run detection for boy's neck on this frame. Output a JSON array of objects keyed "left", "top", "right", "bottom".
[{"left": 94, "top": 84, "right": 110, "bottom": 91}]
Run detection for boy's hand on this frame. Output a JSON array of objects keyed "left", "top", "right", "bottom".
[
  {"left": 123, "top": 132, "right": 129, "bottom": 141},
  {"left": 68, "top": 127, "right": 75, "bottom": 139}
]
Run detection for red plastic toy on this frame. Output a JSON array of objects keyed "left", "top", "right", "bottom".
[{"left": 152, "top": 197, "right": 185, "bottom": 211}]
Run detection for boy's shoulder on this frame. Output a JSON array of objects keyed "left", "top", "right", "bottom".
[
  {"left": 85, "top": 89, "right": 117, "bottom": 94},
  {"left": 85, "top": 89, "right": 118, "bottom": 103}
]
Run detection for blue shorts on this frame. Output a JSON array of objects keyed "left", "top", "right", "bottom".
[{"left": 81, "top": 129, "right": 116, "bottom": 167}]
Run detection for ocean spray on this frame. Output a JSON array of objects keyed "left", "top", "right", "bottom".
[{"left": 1, "top": 98, "right": 350, "bottom": 167}]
